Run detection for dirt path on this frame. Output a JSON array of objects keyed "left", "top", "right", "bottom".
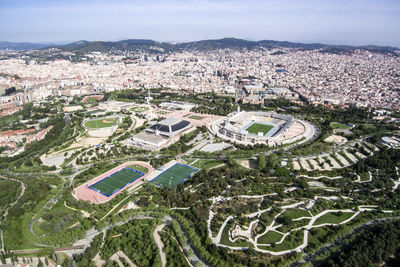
[
  {"left": 164, "top": 231, "right": 194, "bottom": 267},
  {"left": 153, "top": 223, "right": 167, "bottom": 267},
  {"left": 110, "top": 251, "right": 137, "bottom": 267},
  {"left": 64, "top": 201, "right": 91, "bottom": 218},
  {"left": 100, "top": 194, "right": 131, "bottom": 221},
  {"left": 93, "top": 231, "right": 107, "bottom": 267},
  {"left": 0, "top": 177, "right": 25, "bottom": 220},
  {"left": 1, "top": 177, "right": 25, "bottom": 253},
  {"left": 208, "top": 163, "right": 226, "bottom": 170}
]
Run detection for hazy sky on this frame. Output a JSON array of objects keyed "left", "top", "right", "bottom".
[{"left": 1, "top": 0, "right": 399, "bottom": 47}]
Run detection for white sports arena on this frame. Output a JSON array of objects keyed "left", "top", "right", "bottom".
[
  {"left": 131, "top": 117, "right": 193, "bottom": 148},
  {"left": 209, "top": 111, "right": 317, "bottom": 146}
]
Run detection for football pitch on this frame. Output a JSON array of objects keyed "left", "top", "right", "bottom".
[
  {"left": 151, "top": 163, "right": 199, "bottom": 188},
  {"left": 89, "top": 167, "right": 144, "bottom": 196},
  {"left": 246, "top": 123, "right": 274, "bottom": 135}
]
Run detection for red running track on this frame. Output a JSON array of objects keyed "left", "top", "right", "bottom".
[{"left": 74, "top": 161, "right": 152, "bottom": 204}]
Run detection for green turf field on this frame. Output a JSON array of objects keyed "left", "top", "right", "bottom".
[
  {"left": 246, "top": 123, "right": 274, "bottom": 135},
  {"left": 151, "top": 163, "right": 199, "bottom": 188},
  {"left": 85, "top": 118, "right": 118, "bottom": 128},
  {"left": 89, "top": 168, "right": 144, "bottom": 196},
  {"left": 84, "top": 96, "right": 101, "bottom": 102}
]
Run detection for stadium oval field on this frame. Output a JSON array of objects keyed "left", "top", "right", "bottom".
[{"left": 74, "top": 161, "right": 152, "bottom": 204}]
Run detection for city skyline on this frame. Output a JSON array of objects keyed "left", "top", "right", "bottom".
[{"left": 1, "top": 0, "right": 399, "bottom": 47}]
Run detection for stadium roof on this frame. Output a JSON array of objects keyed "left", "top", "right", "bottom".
[{"left": 147, "top": 117, "right": 192, "bottom": 137}]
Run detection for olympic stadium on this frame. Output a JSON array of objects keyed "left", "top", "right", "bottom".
[{"left": 209, "top": 111, "right": 317, "bottom": 146}]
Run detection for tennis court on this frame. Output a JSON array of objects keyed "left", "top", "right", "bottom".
[
  {"left": 89, "top": 167, "right": 144, "bottom": 196},
  {"left": 151, "top": 163, "right": 199, "bottom": 188}
]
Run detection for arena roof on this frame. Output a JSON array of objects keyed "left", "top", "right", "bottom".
[{"left": 147, "top": 117, "right": 192, "bottom": 137}]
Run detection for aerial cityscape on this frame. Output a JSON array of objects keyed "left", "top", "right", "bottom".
[{"left": 0, "top": 0, "right": 399, "bottom": 267}]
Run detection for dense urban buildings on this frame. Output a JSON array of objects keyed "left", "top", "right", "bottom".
[{"left": 0, "top": 46, "right": 399, "bottom": 113}]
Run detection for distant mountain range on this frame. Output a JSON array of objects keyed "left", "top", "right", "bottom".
[
  {"left": 0, "top": 41, "right": 51, "bottom": 51},
  {"left": 0, "top": 38, "right": 398, "bottom": 55}
]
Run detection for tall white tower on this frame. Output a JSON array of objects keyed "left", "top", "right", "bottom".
[{"left": 145, "top": 88, "right": 155, "bottom": 119}]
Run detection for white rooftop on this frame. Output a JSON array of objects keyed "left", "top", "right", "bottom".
[{"left": 158, "top": 117, "right": 182, "bottom": 126}]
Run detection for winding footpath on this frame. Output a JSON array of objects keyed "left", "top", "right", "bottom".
[
  {"left": 0, "top": 176, "right": 25, "bottom": 253},
  {"left": 206, "top": 193, "right": 392, "bottom": 256},
  {"left": 0, "top": 177, "right": 25, "bottom": 220},
  {"left": 153, "top": 224, "right": 167, "bottom": 267}
]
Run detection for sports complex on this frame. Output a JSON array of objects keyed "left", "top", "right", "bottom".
[
  {"left": 89, "top": 167, "right": 144, "bottom": 197},
  {"left": 83, "top": 116, "right": 120, "bottom": 129},
  {"left": 75, "top": 161, "right": 152, "bottom": 204},
  {"left": 150, "top": 163, "right": 199, "bottom": 189},
  {"left": 210, "top": 111, "right": 317, "bottom": 146}
]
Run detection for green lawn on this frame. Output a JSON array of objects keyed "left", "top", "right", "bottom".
[
  {"left": 314, "top": 212, "right": 356, "bottom": 225},
  {"left": 246, "top": 123, "right": 274, "bottom": 135},
  {"left": 220, "top": 220, "right": 254, "bottom": 248},
  {"left": 259, "top": 230, "right": 304, "bottom": 252},
  {"left": 150, "top": 163, "right": 199, "bottom": 188},
  {"left": 192, "top": 159, "right": 224, "bottom": 169},
  {"left": 280, "top": 208, "right": 311, "bottom": 220},
  {"left": 330, "top": 122, "right": 351, "bottom": 130},
  {"left": 84, "top": 118, "right": 118, "bottom": 128},
  {"left": 257, "top": 230, "right": 283, "bottom": 244},
  {"left": 188, "top": 115, "right": 204, "bottom": 120},
  {"left": 184, "top": 158, "right": 196, "bottom": 165},
  {"left": 89, "top": 168, "right": 144, "bottom": 196}
]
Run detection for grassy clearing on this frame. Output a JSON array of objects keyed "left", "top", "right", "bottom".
[
  {"left": 259, "top": 210, "right": 280, "bottom": 227},
  {"left": 280, "top": 209, "right": 311, "bottom": 220},
  {"left": 128, "top": 164, "right": 149, "bottom": 174},
  {"left": 220, "top": 220, "right": 254, "bottom": 248},
  {"left": 314, "top": 212, "right": 356, "bottom": 225},
  {"left": 330, "top": 122, "right": 351, "bottom": 130},
  {"left": 260, "top": 230, "right": 304, "bottom": 252},
  {"left": 184, "top": 158, "right": 196, "bottom": 165},
  {"left": 192, "top": 159, "right": 224, "bottom": 169},
  {"left": 257, "top": 230, "right": 283, "bottom": 244}
]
